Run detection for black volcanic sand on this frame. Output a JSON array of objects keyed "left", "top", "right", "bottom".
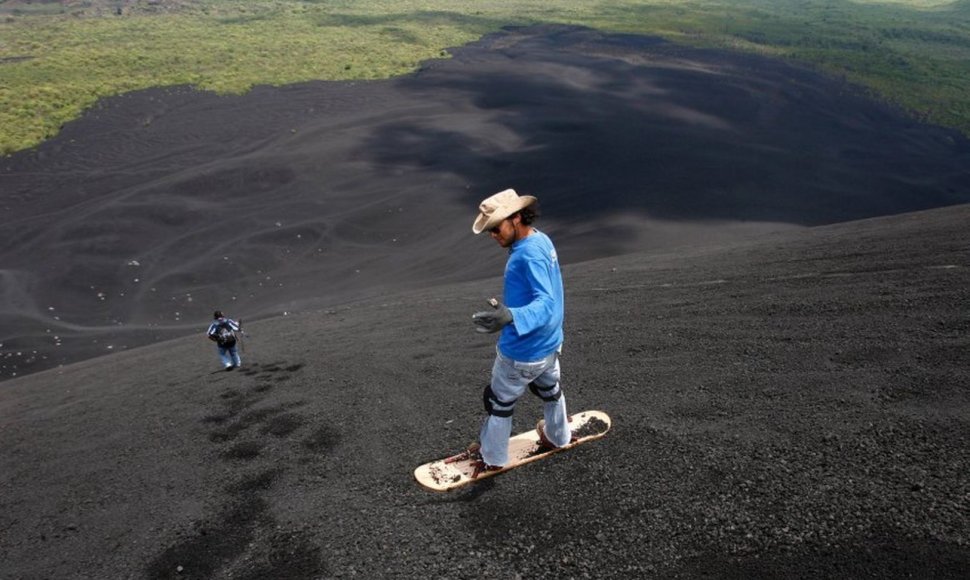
[
  {"left": 2, "top": 25, "right": 969, "bottom": 380},
  {"left": 1, "top": 203, "right": 968, "bottom": 579}
]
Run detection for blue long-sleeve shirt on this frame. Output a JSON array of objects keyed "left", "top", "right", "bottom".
[{"left": 498, "top": 230, "right": 564, "bottom": 361}]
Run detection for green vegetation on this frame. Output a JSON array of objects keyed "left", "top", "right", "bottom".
[{"left": 1, "top": 0, "right": 969, "bottom": 154}]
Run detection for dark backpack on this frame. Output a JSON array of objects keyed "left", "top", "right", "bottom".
[{"left": 215, "top": 323, "right": 237, "bottom": 347}]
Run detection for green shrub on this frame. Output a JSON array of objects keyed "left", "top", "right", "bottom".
[{"left": 1, "top": 0, "right": 968, "bottom": 154}]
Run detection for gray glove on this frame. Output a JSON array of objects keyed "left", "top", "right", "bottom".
[{"left": 472, "top": 299, "right": 513, "bottom": 334}]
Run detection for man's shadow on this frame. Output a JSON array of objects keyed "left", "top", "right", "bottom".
[{"left": 419, "top": 478, "right": 497, "bottom": 505}]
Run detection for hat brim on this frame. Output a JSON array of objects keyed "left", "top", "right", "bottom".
[{"left": 472, "top": 195, "right": 537, "bottom": 234}]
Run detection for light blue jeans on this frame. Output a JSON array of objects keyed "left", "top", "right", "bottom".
[
  {"left": 218, "top": 345, "right": 241, "bottom": 368},
  {"left": 480, "top": 349, "right": 569, "bottom": 466}
]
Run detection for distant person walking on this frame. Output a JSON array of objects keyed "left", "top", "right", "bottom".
[
  {"left": 206, "top": 310, "right": 242, "bottom": 371},
  {"left": 469, "top": 188, "right": 570, "bottom": 472}
]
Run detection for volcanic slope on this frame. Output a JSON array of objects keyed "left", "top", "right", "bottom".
[
  {"left": 3, "top": 24, "right": 969, "bottom": 381},
  {"left": 1, "top": 204, "right": 968, "bottom": 579}
]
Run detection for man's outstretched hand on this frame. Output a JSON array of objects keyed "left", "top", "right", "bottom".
[{"left": 472, "top": 299, "right": 513, "bottom": 334}]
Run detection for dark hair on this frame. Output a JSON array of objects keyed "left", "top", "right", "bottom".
[
  {"left": 517, "top": 201, "right": 539, "bottom": 226},
  {"left": 214, "top": 310, "right": 223, "bottom": 319}
]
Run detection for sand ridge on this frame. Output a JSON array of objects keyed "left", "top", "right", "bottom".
[{"left": 0, "top": 203, "right": 967, "bottom": 578}]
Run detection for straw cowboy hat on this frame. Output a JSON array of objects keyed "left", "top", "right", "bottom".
[{"left": 472, "top": 188, "right": 537, "bottom": 234}]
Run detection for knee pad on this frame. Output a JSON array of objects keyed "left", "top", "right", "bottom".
[
  {"left": 483, "top": 384, "right": 516, "bottom": 417},
  {"left": 528, "top": 381, "right": 562, "bottom": 403}
]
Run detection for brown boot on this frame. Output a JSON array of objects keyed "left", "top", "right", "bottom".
[
  {"left": 535, "top": 419, "right": 558, "bottom": 450},
  {"left": 464, "top": 442, "right": 503, "bottom": 478}
]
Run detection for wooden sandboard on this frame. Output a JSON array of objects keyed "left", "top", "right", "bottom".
[{"left": 414, "top": 410, "right": 611, "bottom": 492}]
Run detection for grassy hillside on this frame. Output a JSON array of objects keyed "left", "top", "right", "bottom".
[{"left": 1, "top": 0, "right": 969, "bottom": 154}]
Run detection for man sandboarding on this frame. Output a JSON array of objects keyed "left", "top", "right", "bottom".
[{"left": 414, "top": 189, "right": 610, "bottom": 491}]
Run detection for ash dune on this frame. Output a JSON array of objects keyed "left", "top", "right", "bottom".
[
  {"left": 0, "top": 204, "right": 967, "bottom": 578},
  {"left": 1, "top": 24, "right": 968, "bottom": 383}
]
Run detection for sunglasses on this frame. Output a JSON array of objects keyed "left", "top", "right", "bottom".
[{"left": 489, "top": 217, "right": 512, "bottom": 234}]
